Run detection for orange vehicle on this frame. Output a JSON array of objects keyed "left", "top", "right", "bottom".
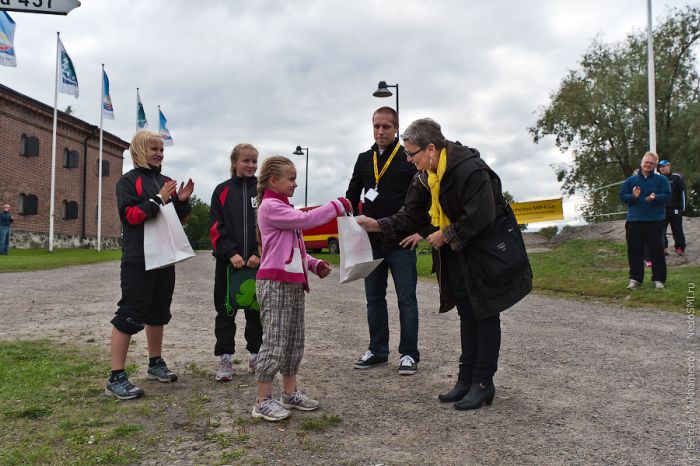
[{"left": 300, "top": 206, "right": 340, "bottom": 253}]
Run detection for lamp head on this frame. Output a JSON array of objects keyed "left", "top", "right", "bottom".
[
  {"left": 373, "top": 81, "right": 393, "bottom": 98},
  {"left": 293, "top": 146, "right": 304, "bottom": 155}
]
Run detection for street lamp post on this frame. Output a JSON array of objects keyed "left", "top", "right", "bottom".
[
  {"left": 292, "top": 145, "right": 309, "bottom": 207},
  {"left": 372, "top": 81, "right": 399, "bottom": 137}
]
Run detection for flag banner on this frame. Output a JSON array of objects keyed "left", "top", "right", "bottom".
[
  {"left": 136, "top": 89, "right": 147, "bottom": 130},
  {"left": 102, "top": 69, "right": 114, "bottom": 119},
  {"left": 510, "top": 198, "right": 564, "bottom": 224},
  {"left": 0, "top": 11, "right": 17, "bottom": 67},
  {"left": 57, "top": 37, "right": 79, "bottom": 97},
  {"left": 159, "top": 107, "right": 173, "bottom": 146}
]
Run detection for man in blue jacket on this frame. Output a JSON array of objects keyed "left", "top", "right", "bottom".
[{"left": 620, "top": 152, "right": 671, "bottom": 290}]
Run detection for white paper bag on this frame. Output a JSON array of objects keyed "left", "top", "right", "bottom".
[
  {"left": 337, "top": 215, "right": 383, "bottom": 284},
  {"left": 143, "top": 202, "right": 196, "bottom": 270}
]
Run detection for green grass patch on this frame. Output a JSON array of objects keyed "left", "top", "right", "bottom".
[
  {"left": 0, "top": 340, "right": 141, "bottom": 465},
  {"left": 528, "top": 239, "right": 699, "bottom": 311},
  {"left": 0, "top": 248, "right": 121, "bottom": 272},
  {"left": 320, "top": 239, "right": 698, "bottom": 312},
  {"left": 299, "top": 414, "right": 342, "bottom": 431}
]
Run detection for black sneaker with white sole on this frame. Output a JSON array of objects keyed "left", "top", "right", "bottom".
[
  {"left": 398, "top": 355, "right": 417, "bottom": 375},
  {"left": 146, "top": 357, "right": 178, "bottom": 382},
  {"left": 354, "top": 350, "right": 388, "bottom": 369},
  {"left": 105, "top": 372, "right": 144, "bottom": 400}
]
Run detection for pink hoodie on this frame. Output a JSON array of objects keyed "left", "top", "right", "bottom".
[{"left": 256, "top": 190, "right": 347, "bottom": 291}]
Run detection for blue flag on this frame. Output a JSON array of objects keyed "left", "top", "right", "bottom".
[
  {"left": 57, "top": 37, "right": 79, "bottom": 97},
  {"left": 102, "top": 69, "right": 114, "bottom": 120},
  {"left": 0, "top": 11, "right": 17, "bottom": 67},
  {"left": 136, "top": 89, "right": 147, "bottom": 131},
  {"left": 158, "top": 107, "right": 173, "bottom": 146}
]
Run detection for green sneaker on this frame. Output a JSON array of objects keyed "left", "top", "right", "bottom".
[
  {"left": 146, "top": 358, "right": 178, "bottom": 383},
  {"left": 105, "top": 372, "right": 144, "bottom": 400}
]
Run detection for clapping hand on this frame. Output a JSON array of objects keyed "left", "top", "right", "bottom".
[
  {"left": 177, "top": 178, "right": 194, "bottom": 202},
  {"left": 159, "top": 179, "right": 178, "bottom": 202},
  {"left": 632, "top": 186, "right": 641, "bottom": 198},
  {"left": 645, "top": 192, "right": 656, "bottom": 202}
]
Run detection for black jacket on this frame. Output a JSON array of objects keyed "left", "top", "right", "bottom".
[
  {"left": 209, "top": 176, "right": 259, "bottom": 262},
  {"left": 117, "top": 166, "right": 192, "bottom": 263},
  {"left": 378, "top": 142, "right": 532, "bottom": 319},
  {"left": 346, "top": 138, "right": 417, "bottom": 246},
  {"left": 663, "top": 172, "right": 687, "bottom": 212}
]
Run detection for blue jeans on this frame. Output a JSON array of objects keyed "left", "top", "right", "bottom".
[
  {"left": 364, "top": 245, "right": 419, "bottom": 362},
  {"left": 0, "top": 226, "right": 9, "bottom": 255}
]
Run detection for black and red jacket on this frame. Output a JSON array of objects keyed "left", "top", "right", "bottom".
[
  {"left": 209, "top": 176, "right": 259, "bottom": 262},
  {"left": 116, "top": 166, "right": 192, "bottom": 262}
]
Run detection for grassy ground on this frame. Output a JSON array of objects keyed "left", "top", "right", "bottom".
[
  {"left": 315, "top": 239, "right": 698, "bottom": 312},
  {"left": 0, "top": 340, "right": 343, "bottom": 465},
  {"left": 0, "top": 249, "right": 121, "bottom": 272}
]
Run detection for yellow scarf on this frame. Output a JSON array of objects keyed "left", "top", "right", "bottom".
[{"left": 427, "top": 147, "right": 450, "bottom": 229}]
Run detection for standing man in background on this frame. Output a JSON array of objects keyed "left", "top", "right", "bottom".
[
  {"left": 657, "top": 160, "right": 687, "bottom": 256},
  {"left": 620, "top": 152, "right": 671, "bottom": 290},
  {"left": 346, "top": 107, "right": 423, "bottom": 375},
  {"left": 0, "top": 204, "right": 14, "bottom": 255}
]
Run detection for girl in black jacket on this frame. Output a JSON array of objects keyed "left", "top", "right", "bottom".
[
  {"left": 106, "top": 130, "right": 193, "bottom": 400},
  {"left": 210, "top": 143, "right": 262, "bottom": 381}
]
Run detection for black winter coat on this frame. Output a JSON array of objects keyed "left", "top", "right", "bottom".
[{"left": 378, "top": 142, "right": 532, "bottom": 320}]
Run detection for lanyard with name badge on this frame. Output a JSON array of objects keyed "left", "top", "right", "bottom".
[{"left": 365, "top": 143, "right": 401, "bottom": 202}]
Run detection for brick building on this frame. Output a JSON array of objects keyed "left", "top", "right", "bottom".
[{"left": 0, "top": 83, "right": 129, "bottom": 249}]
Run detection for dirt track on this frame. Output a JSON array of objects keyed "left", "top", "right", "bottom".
[{"left": 0, "top": 253, "right": 697, "bottom": 465}]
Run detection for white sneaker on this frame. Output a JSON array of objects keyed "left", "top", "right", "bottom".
[
  {"left": 215, "top": 355, "right": 233, "bottom": 382},
  {"left": 653, "top": 281, "right": 665, "bottom": 290},
  {"left": 247, "top": 353, "right": 257, "bottom": 374},
  {"left": 251, "top": 397, "right": 291, "bottom": 421},
  {"left": 626, "top": 279, "right": 640, "bottom": 290},
  {"left": 398, "top": 355, "right": 418, "bottom": 375},
  {"left": 280, "top": 389, "right": 320, "bottom": 411}
]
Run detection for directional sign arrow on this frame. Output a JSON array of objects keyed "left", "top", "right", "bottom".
[{"left": 0, "top": 0, "right": 81, "bottom": 16}]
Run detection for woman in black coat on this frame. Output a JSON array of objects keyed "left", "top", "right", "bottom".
[{"left": 358, "top": 118, "right": 531, "bottom": 410}]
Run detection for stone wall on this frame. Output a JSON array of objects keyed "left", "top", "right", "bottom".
[{"left": 7, "top": 229, "right": 121, "bottom": 250}]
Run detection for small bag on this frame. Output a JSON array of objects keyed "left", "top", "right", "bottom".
[
  {"left": 467, "top": 206, "right": 529, "bottom": 286},
  {"left": 226, "top": 266, "right": 259, "bottom": 315},
  {"left": 337, "top": 215, "right": 383, "bottom": 284},
  {"left": 143, "top": 202, "right": 196, "bottom": 271}
]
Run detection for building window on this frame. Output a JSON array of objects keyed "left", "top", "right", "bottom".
[
  {"left": 63, "top": 148, "right": 79, "bottom": 168},
  {"left": 62, "top": 200, "right": 79, "bottom": 220},
  {"left": 97, "top": 159, "right": 110, "bottom": 177},
  {"left": 19, "top": 193, "right": 38, "bottom": 215},
  {"left": 20, "top": 134, "right": 40, "bottom": 157}
]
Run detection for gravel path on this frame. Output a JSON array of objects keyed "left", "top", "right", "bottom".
[{"left": 1, "top": 253, "right": 696, "bottom": 465}]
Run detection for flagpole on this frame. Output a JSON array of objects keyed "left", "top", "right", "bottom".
[
  {"left": 136, "top": 87, "right": 139, "bottom": 133},
  {"left": 646, "top": 0, "right": 657, "bottom": 153},
  {"left": 49, "top": 32, "right": 60, "bottom": 252},
  {"left": 97, "top": 64, "right": 104, "bottom": 252}
]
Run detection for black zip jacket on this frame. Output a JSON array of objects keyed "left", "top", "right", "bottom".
[
  {"left": 116, "top": 166, "right": 192, "bottom": 262},
  {"left": 346, "top": 138, "right": 416, "bottom": 245},
  {"left": 663, "top": 172, "right": 687, "bottom": 211},
  {"left": 209, "top": 176, "right": 259, "bottom": 262}
]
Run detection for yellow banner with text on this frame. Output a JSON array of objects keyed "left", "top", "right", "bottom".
[{"left": 510, "top": 198, "right": 564, "bottom": 224}]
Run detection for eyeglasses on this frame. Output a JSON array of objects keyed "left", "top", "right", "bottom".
[{"left": 405, "top": 145, "right": 427, "bottom": 160}]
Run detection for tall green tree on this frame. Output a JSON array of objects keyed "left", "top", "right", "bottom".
[
  {"left": 530, "top": 5, "right": 700, "bottom": 220},
  {"left": 183, "top": 195, "right": 212, "bottom": 250}
]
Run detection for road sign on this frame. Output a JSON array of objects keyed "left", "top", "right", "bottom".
[{"left": 0, "top": 0, "right": 81, "bottom": 16}]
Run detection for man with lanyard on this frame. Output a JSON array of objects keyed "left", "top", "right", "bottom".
[{"left": 346, "top": 107, "right": 423, "bottom": 375}]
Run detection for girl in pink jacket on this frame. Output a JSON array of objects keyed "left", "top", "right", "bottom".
[{"left": 251, "top": 155, "right": 351, "bottom": 422}]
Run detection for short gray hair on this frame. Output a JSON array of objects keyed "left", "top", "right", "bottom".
[{"left": 401, "top": 118, "right": 446, "bottom": 149}]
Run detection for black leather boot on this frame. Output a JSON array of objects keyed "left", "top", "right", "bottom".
[
  {"left": 438, "top": 380, "right": 471, "bottom": 402},
  {"left": 454, "top": 382, "right": 495, "bottom": 410}
]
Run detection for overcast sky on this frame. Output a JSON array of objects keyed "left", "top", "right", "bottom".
[{"left": 1, "top": 0, "right": 694, "bottom": 228}]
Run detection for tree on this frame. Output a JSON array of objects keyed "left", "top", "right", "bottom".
[
  {"left": 183, "top": 195, "right": 212, "bottom": 250},
  {"left": 530, "top": 5, "right": 700, "bottom": 220}
]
